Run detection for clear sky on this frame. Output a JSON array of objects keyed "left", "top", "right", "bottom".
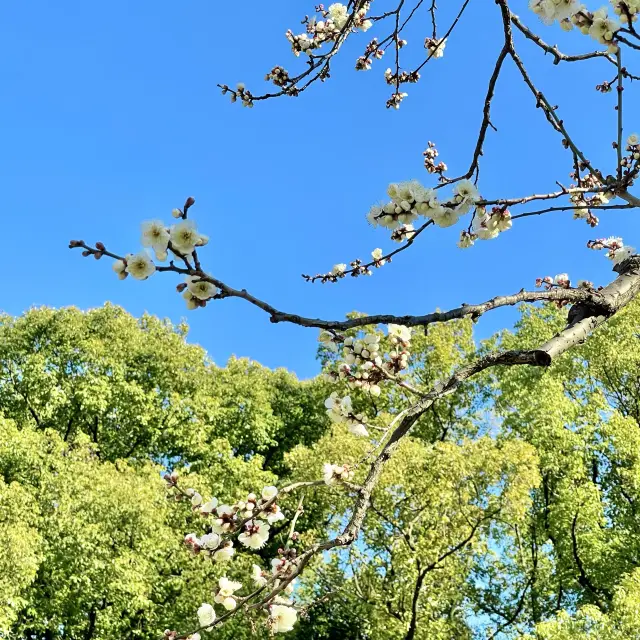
[{"left": 2, "top": 1, "right": 639, "bottom": 379}]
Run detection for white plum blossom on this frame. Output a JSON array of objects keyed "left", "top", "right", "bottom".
[
  {"left": 628, "top": 133, "right": 639, "bottom": 146},
  {"left": 431, "top": 207, "right": 460, "bottom": 228},
  {"left": 197, "top": 603, "right": 216, "bottom": 631},
  {"left": 371, "top": 248, "right": 386, "bottom": 265},
  {"left": 252, "top": 564, "right": 268, "bottom": 587},
  {"left": 170, "top": 220, "right": 207, "bottom": 254},
  {"left": 125, "top": 252, "right": 156, "bottom": 280},
  {"left": 325, "top": 391, "right": 352, "bottom": 421},
  {"left": 186, "top": 276, "right": 218, "bottom": 300},
  {"left": 265, "top": 505, "right": 285, "bottom": 524},
  {"left": 262, "top": 486, "right": 278, "bottom": 501},
  {"left": 388, "top": 324, "right": 412, "bottom": 344},
  {"left": 328, "top": 3, "right": 349, "bottom": 28},
  {"left": 141, "top": 220, "right": 170, "bottom": 258},
  {"left": 112, "top": 259, "right": 127, "bottom": 280},
  {"left": 472, "top": 212, "right": 500, "bottom": 241},
  {"left": 269, "top": 605, "right": 298, "bottom": 633},
  {"left": 589, "top": 7, "right": 620, "bottom": 44},
  {"left": 453, "top": 180, "right": 480, "bottom": 205},
  {"left": 318, "top": 330, "right": 340, "bottom": 352},
  {"left": 211, "top": 505, "right": 235, "bottom": 534},
  {"left": 457, "top": 231, "right": 475, "bottom": 249},
  {"left": 200, "top": 532, "right": 221, "bottom": 551},
  {"left": 325, "top": 392, "right": 370, "bottom": 437},
  {"left": 425, "top": 37, "right": 446, "bottom": 58},
  {"left": 200, "top": 498, "right": 219, "bottom": 515},
  {"left": 529, "top": 0, "right": 579, "bottom": 23},
  {"left": 213, "top": 541, "right": 235, "bottom": 562},
  {"left": 182, "top": 290, "right": 199, "bottom": 311},
  {"left": 190, "top": 491, "right": 203, "bottom": 507},
  {"left": 554, "top": 273, "right": 571, "bottom": 287},
  {"left": 214, "top": 577, "right": 242, "bottom": 610},
  {"left": 238, "top": 519, "right": 271, "bottom": 549},
  {"left": 171, "top": 208, "right": 183, "bottom": 218},
  {"left": 331, "top": 263, "right": 347, "bottom": 275},
  {"left": 612, "top": 245, "right": 636, "bottom": 264}
]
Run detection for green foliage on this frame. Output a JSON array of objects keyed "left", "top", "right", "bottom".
[
  {"left": 0, "top": 305, "right": 327, "bottom": 639},
  {"left": 6, "top": 300, "right": 640, "bottom": 639}
]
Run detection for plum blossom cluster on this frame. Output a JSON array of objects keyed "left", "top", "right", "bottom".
[
  {"left": 565, "top": 172, "right": 612, "bottom": 227},
  {"left": 366, "top": 179, "right": 484, "bottom": 237},
  {"left": 162, "top": 473, "right": 301, "bottom": 635},
  {"left": 323, "top": 463, "right": 355, "bottom": 485},
  {"left": 325, "top": 392, "right": 370, "bottom": 436},
  {"left": 587, "top": 236, "right": 636, "bottom": 264},
  {"left": 71, "top": 198, "right": 218, "bottom": 308},
  {"left": 529, "top": 0, "right": 582, "bottom": 26},
  {"left": 536, "top": 273, "right": 572, "bottom": 289},
  {"left": 457, "top": 207, "right": 513, "bottom": 249},
  {"left": 424, "top": 36, "right": 447, "bottom": 58},
  {"left": 287, "top": 3, "right": 372, "bottom": 58},
  {"left": 355, "top": 37, "right": 385, "bottom": 71},
  {"left": 321, "top": 325, "right": 413, "bottom": 414},
  {"left": 385, "top": 324, "right": 413, "bottom": 373},
  {"left": 96, "top": 201, "right": 218, "bottom": 310},
  {"left": 423, "top": 141, "right": 447, "bottom": 175},
  {"left": 619, "top": 133, "right": 640, "bottom": 179},
  {"left": 536, "top": 273, "right": 597, "bottom": 300},
  {"left": 366, "top": 178, "right": 513, "bottom": 250},
  {"left": 530, "top": 1, "right": 627, "bottom": 52},
  {"left": 530, "top": 1, "right": 624, "bottom": 45}
]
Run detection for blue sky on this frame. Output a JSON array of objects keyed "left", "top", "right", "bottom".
[{"left": 2, "top": 1, "right": 639, "bottom": 379}]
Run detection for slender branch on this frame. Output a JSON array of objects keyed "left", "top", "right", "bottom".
[{"left": 510, "top": 13, "right": 615, "bottom": 65}]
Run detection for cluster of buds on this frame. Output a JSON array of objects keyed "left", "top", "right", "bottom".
[
  {"left": 322, "top": 325, "right": 414, "bottom": 398},
  {"left": 342, "top": 334, "right": 381, "bottom": 367},
  {"left": 596, "top": 78, "right": 614, "bottom": 93},
  {"left": 303, "top": 248, "right": 391, "bottom": 284},
  {"left": 220, "top": 82, "right": 255, "bottom": 107},
  {"left": 384, "top": 67, "right": 421, "bottom": 85},
  {"left": 386, "top": 90, "right": 409, "bottom": 110},
  {"left": 381, "top": 324, "right": 412, "bottom": 374},
  {"left": 265, "top": 66, "right": 291, "bottom": 87},
  {"left": 611, "top": 0, "right": 640, "bottom": 24},
  {"left": 588, "top": 236, "right": 636, "bottom": 264},
  {"left": 391, "top": 223, "right": 417, "bottom": 242},
  {"left": 535, "top": 273, "right": 581, "bottom": 306},
  {"left": 323, "top": 463, "right": 355, "bottom": 485},
  {"left": 423, "top": 141, "right": 447, "bottom": 175},
  {"left": 570, "top": 173, "right": 613, "bottom": 227},
  {"left": 536, "top": 273, "right": 571, "bottom": 289},
  {"left": 619, "top": 133, "right": 640, "bottom": 181},
  {"left": 355, "top": 37, "right": 384, "bottom": 71},
  {"left": 424, "top": 36, "right": 447, "bottom": 59}
]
